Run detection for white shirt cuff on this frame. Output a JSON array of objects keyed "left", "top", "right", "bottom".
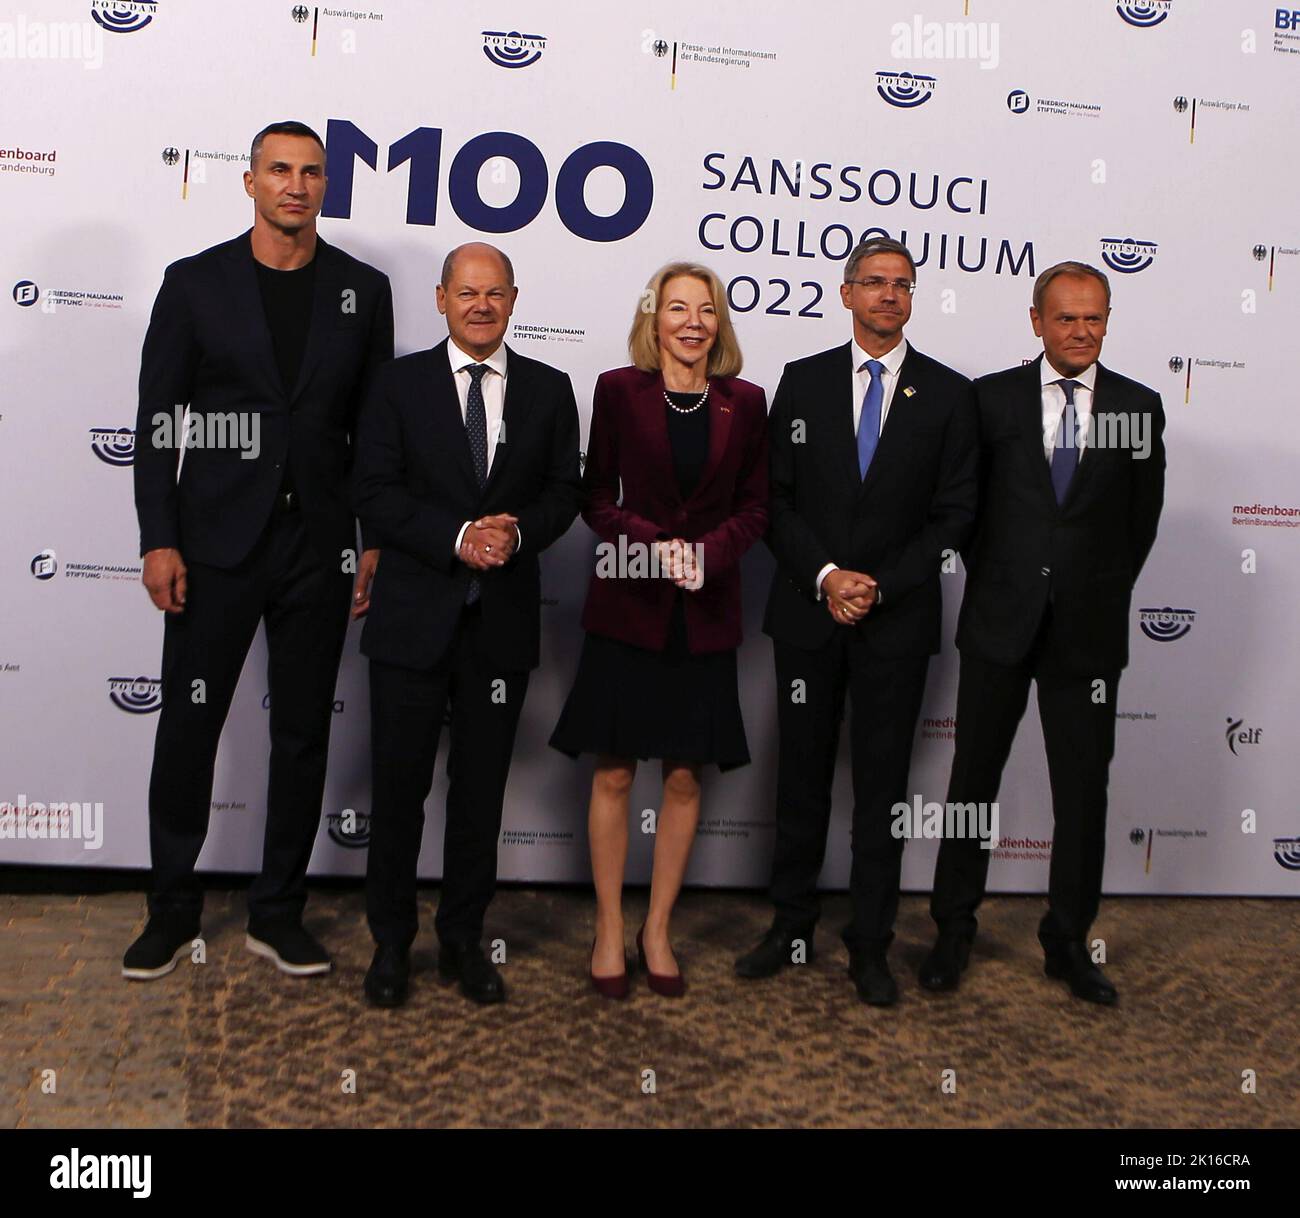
[
  {"left": 455, "top": 521, "right": 470, "bottom": 556},
  {"left": 815, "top": 563, "right": 838, "bottom": 600}
]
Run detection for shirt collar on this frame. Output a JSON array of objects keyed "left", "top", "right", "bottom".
[
  {"left": 448, "top": 337, "right": 508, "bottom": 379},
  {"left": 852, "top": 336, "right": 908, "bottom": 377},
  {"left": 1040, "top": 355, "right": 1097, "bottom": 393}
]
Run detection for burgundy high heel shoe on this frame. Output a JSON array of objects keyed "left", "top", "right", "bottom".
[
  {"left": 636, "top": 925, "right": 686, "bottom": 998},
  {"left": 590, "top": 936, "right": 630, "bottom": 999}
]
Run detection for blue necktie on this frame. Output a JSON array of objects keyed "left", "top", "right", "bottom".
[
  {"left": 1050, "top": 378, "right": 1081, "bottom": 505},
  {"left": 857, "top": 359, "right": 884, "bottom": 479},
  {"left": 464, "top": 363, "right": 489, "bottom": 604}
]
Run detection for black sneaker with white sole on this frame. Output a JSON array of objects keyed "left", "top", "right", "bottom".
[
  {"left": 245, "top": 922, "right": 331, "bottom": 976},
  {"left": 122, "top": 918, "right": 200, "bottom": 981}
]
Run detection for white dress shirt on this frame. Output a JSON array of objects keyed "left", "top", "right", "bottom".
[
  {"left": 447, "top": 339, "right": 518, "bottom": 554},
  {"left": 1040, "top": 357, "right": 1096, "bottom": 461},
  {"left": 815, "top": 337, "right": 910, "bottom": 599}
]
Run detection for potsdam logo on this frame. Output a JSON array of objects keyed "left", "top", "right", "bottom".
[
  {"left": 89, "top": 426, "right": 135, "bottom": 466},
  {"left": 876, "top": 70, "right": 937, "bottom": 107},
  {"left": 327, "top": 808, "right": 371, "bottom": 848},
  {"left": 1139, "top": 606, "right": 1195, "bottom": 641},
  {"left": 1100, "top": 236, "right": 1158, "bottom": 274},
  {"left": 482, "top": 30, "right": 546, "bottom": 69},
  {"left": 30, "top": 550, "right": 57, "bottom": 580},
  {"left": 13, "top": 280, "right": 39, "bottom": 306},
  {"left": 1274, "top": 837, "right": 1300, "bottom": 871},
  {"left": 90, "top": 2, "right": 158, "bottom": 34},
  {"left": 108, "top": 676, "right": 162, "bottom": 714},
  {"left": 1116, "top": 2, "right": 1171, "bottom": 27},
  {"left": 1225, "top": 716, "right": 1261, "bottom": 756},
  {"left": 1007, "top": 89, "right": 1030, "bottom": 113}
]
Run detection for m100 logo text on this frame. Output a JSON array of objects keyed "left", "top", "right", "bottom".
[{"left": 322, "top": 120, "right": 654, "bottom": 243}]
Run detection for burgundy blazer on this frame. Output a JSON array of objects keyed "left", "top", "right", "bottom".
[{"left": 579, "top": 366, "right": 769, "bottom": 654}]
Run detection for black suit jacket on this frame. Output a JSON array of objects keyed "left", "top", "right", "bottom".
[
  {"left": 763, "top": 340, "right": 979, "bottom": 657},
  {"left": 134, "top": 231, "right": 394, "bottom": 567},
  {"left": 352, "top": 339, "right": 582, "bottom": 672},
  {"left": 955, "top": 355, "right": 1166, "bottom": 675}
]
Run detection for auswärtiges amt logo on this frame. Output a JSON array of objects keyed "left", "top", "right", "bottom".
[
  {"left": 482, "top": 30, "right": 546, "bottom": 69},
  {"left": 1138, "top": 607, "right": 1195, "bottom": 641},
  {"left": 1101, "top": 237, "right": 1158, "bottom": 274},
  {"left": 91, "top": 2, "right": 158, "bottom": 34},
  {"left": 876, "top": 71, "right": 937, "bottom": 108},
  {"left": 108, "top": 676, "right": 163, "bottom": 714}
]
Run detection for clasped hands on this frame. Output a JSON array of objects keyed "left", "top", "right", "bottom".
[
  {"left": 459, "top": 513, "right": 519, "bottom": 570},
  {"left": 654, "top": 538, "right": 702, "bottom": 589},
  {"left": 823, "top": 568, "right": 878, "bottom": 624}
]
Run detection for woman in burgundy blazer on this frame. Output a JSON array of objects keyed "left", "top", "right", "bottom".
[{"left": 551, "top": 261, "right": 768, "bottom": 998}]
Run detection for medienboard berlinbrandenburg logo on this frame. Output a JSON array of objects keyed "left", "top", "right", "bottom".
[
  {"left": 91, "top": 2, "right": 159, "bottom": 34},
  {"left": 108, "top": 676, "right": 163, "bottom": 714},
  {"left": 1101, "top": 237, "right": 1158, "bottom": 273},
  {"left": 1116, "top": 2, "right": 1171, "bottom": 27},
  {"left": 90, "top": 427, "right": 135, "bottom": 466},
  {"left": 482, "top": 30, "right": 546, "bottom": 69},
  {"left": 1138, "top": 607, "right": 1195, "bottom": 641},
  {"left": 876, "top": 71, "right": 937, "bottom": 108}
]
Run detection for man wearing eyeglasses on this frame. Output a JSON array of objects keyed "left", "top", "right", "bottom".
[{"left": 737, "top": 237, "right": 979, "bottom": 1005}]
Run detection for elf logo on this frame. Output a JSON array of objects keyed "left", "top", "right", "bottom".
[{"left": 50, "top": 1148, "right": 151, "bottom": 1197}]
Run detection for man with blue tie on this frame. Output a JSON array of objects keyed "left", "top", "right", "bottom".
[
  {"left": 737, "top": 237, "right": 979, "bottom": 1004},
  {"left": 919, "top": 261, "right": 1165, "bottom": 1004}
]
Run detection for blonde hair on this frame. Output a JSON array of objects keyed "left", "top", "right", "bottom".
[{"left": 627, "top": 261, "right": 743, "bottom": 378}]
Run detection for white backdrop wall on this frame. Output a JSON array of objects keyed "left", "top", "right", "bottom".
[{"left": 2, "top": 0, "right": 1297, "bottom": 895}]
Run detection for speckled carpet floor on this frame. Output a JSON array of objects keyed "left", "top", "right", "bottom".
[{"left": 2, "top": 887, "right": 1296, "bottom": 1128}]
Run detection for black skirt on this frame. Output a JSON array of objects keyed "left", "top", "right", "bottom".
[{"left": 549, "top": 596, "right": 751, "bottom": 771}]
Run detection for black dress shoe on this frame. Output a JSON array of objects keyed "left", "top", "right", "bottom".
[
  {"left": 245, "top": 921, "right": 331, "bottom": 976},
  {"left": 918, "top": 931, "right": 974, "bottom": 992},
  {"left": 1044, "top": 942, "right": 1118, "bottom": 1005},
  {"left": 848, "top": 951, "right": 898, "bottom": 1006},
  {"left": 364, "top": 944, "right": 410, "bottom": 1008},
  {"left": 438, "top": 941, "right": 506, "bottom": 1005},
  {"left": 734, "top": 925, "right": 815, "bottom": 979}
]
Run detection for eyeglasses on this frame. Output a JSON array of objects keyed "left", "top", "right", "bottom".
[{"left": 846, "top": 277, "right": 916, "bottom": 295}]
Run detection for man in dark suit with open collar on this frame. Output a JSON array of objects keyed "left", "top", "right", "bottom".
[
  {"left": 352, "top": 242, "right": 581, "bottom": 1008},
  {"left": 920, "top": 261, "right": 1165, "bottom": 1005},
  {"left": 736, "top": 237, "right": 979, "bottom": 1005},
  {"left": 124, "top": 121, "right": 394, "bottom": 981}
]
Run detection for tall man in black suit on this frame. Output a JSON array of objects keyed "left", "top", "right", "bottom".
[
  {"left": 919, "top": 261, "right": 1165, "bottom": 1005},
  {"left": 124, "top": 121, "right": 394, "bottom": 981},
  {"left": 736, "top": 238, "right": 979, "bottom": 1005},
  {"left": 352, "top": 243, "right": 581, "bottom": 1007}
]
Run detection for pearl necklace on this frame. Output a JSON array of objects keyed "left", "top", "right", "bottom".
[{"left": 664, "top": 381, "right": 709, "bottom": 414}]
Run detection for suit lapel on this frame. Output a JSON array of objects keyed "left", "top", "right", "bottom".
[
  {"left": 483, "top": 344, "right": 530, "bottom": 494},
  {"left": 222, "top": 232, "right": 282, "bottom": 404},
  {"left": 289, "top": 237, "right": 344, "bottom": 404},
  {"left": 640, "top": 371, "right": 681, "bottom": 504},
  {"left": 1060, "top": 362, "right": 1118, "bottom": 513},
  {"left": 428, "top": 340, "right": 479, "bottom": 492},
  {"left": 1022, "top": 355, "right": 1058, "bottom": 507},
  {"left": 831, "top": 342, "right": 862, "bottom": 490},
  {"left": 859, "top": 343, "right": 921, "bottom": 499}
]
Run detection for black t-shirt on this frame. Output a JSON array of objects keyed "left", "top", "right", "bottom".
[{"left": 254, "top": 258, "right": 316, "bottom": 496}]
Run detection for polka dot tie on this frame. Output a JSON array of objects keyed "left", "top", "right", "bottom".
[{"left": 464, "top": 363, "right": 489, "bottom": 605}]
